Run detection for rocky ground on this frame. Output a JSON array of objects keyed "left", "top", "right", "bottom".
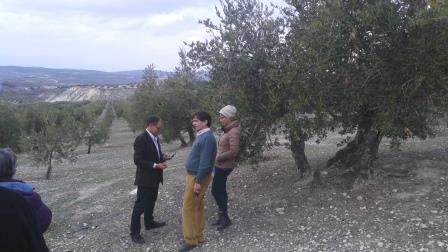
[{"left": 16, "top": 119, "right": 448, "bottom": 252}]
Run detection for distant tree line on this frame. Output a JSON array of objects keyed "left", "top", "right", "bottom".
[
  {"left": 0, "top": 101, "right": 114, "bottom": 179},
  {"left": 117, "top": 51, "right": 217, "bottom": 147}
]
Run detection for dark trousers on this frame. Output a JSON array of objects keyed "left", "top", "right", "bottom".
[
  {"left": 211, "top": 167, "right": 233, "bottom": 213},
  {"left": 130, "top": 185, "right": 159, "bottom": 235}
]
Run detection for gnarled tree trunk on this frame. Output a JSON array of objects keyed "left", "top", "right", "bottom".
[
  {"left": 87, "top": 137, "right": 92, "bottom": 154},
  {"left": 46, "top": 150, "right": 53, "bottom": 179},
  {"left": 187, "top": 126, "right": 195, "bottom": 146},
  {"left": 179, "top": 134, "right": 187, "bottom": 147},
  {"left": 289, "top": 129, "right": 311, "bottom": 178},
  {"left": 327, "top": 115, "right": 382, "bottom": 180}
]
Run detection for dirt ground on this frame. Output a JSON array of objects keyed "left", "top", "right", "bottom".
[{"left": 16, "top": 119, "right": 448, "bottom": 252}]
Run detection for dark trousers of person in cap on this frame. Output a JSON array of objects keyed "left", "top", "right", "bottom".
[{"left": 211, "top": 167, "right": 233, "bottom": 225}]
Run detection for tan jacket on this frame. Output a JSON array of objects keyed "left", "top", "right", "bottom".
[{"left": 215, "top": 120, "right": 241, "bottom": 169}]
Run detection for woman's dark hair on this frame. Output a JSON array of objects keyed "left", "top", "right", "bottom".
[
  {"left": 0, "top": 148, "right": 17, "bottom": 179},
  {"left": 146, "top": 116, "right": 161, "bottom": 126},
  {"left": 193, "top": 112, "right": 211, "bottom": 127}
]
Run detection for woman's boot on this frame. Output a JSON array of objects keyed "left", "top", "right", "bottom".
[
  {"left": 217, "top": 212, "right": 231, "bottom": 231},
  {"left": 211, "top": 211, "right": 223, "bottom": 226}
]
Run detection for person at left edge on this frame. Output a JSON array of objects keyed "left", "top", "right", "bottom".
[{"left": 130, "top": 116, "right": 173, "bottom": 244}]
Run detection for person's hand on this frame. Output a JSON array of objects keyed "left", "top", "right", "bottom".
[
  {"left": 155, "top": 163, "right": 167, "bottom": 170},
  {"left": 163, "top": 152, "right": 175, "bottom": 161},
  {"left": 193, "top": 182, "right": 201, "bottom": 196}
]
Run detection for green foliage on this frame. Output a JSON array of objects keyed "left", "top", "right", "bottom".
[
  {"left": 75, "top": 101, "right": 113, "bottom": 154},
  {"left": 187, "top": 0, "right": 288, "bottom": 163},
  {"left": 183, "top": 0, "right": 447, "bottom": 175},
  {"left": 125, "top": 65, "right": 160, "bottom": 133},
  {"left": 20, "top": 103, "right": 81, "bottom": 179},
  {"left": 157, "top": 50, "right": 211, "bottom": 143},
  {"left": 286, "top": 0, "right": 448, "bottom": 145},
  {"left": 125, "top": 57, "right": 209, "bottom": 145},
  {"left": 0, "top": 103, "right": 22, "bottom": 152},
  {"left": 113, "top": 100, "right": 126, "bottom": 119},
  {"left": 0, "top": 100, "right": 115, "bottom": 176}
]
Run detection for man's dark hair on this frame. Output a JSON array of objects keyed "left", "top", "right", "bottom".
[
  {"left": 146, "top": 116, "right": 161, "bottom": 127},
  {"left": 193, "top": 112, "right": 211, "bottom": 127}
]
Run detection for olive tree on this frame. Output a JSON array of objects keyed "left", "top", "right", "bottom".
[{"left": 285, "top": 0, "right": 448, "bottom": 182}]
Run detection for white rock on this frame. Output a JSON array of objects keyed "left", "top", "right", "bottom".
[
  {"left": 275, "top": 208, "right": 285, "bottom": 214},
  {"left": 377, "top": 242, "right": 384, "bottom": 247},
  {"left": 356, "top": 196, "right": 363, "bottom": 201}
]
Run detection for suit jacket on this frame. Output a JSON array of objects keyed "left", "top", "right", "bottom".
[{"left": 133, "top": 131, "right": 164, "bottom": 187}]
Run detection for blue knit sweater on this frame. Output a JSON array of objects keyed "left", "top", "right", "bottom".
[{"left": 185, "top": 130, "right": 217, "bottom": 183}]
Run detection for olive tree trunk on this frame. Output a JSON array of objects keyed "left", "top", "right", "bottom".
[
  {"left": 289, "top": 130, "right": 311, "bottom": 178},
  {"left": 327, "top": 117, "right": 382, "bottom": 179},
  {"left": 187, "top": 127, "right": 195, "bottom": 145},
  {"left": 179, "top": 134, "right": 188, "bottom": 147},
  {"left": 46, "top": 150, "right": 53, "bottom": 179}
]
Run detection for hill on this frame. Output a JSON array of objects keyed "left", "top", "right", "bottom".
[
  {"left": 0, "top": 66, "right": 173, "bottom": 87},
  {"left": 0, "top": 66, "right": 171, "bottom": 102}
]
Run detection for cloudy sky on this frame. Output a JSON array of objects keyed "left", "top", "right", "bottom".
[{"left": 0, "top": 0, "right": 285, "bottom": 72}]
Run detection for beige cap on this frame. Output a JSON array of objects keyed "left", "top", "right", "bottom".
[{"left": 219, "top": 105, "right": 237, "bottom": 118}]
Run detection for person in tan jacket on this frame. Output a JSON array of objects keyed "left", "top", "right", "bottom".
[{"left": 211, "top": 105, "right": 241, "bottom": 231}]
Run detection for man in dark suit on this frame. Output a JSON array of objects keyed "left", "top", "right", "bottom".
[{"left": 130, "top": 116, "right": 172, "bottom": 244}]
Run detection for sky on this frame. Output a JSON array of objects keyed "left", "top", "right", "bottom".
[{"left": 0, "top": 0, "right": 286, "bottom": 72}]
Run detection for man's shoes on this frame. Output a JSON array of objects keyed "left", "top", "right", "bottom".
[
  {"left": 131, "top": 233, "right": 145, "bottom": 244},
  {"left": 178, "top": 242, "right": 197, "bottom": 252},
  {"left": 145, "top": 220, "right": 166, "bottom": 230}
]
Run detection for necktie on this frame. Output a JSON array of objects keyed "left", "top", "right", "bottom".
[{"left": 154, "top": 136, "right": 160, "bottom": 159}]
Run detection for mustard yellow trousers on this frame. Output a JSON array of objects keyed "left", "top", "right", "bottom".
[{"left": 182, "top": 174, "right": 212, "bottom": 245}]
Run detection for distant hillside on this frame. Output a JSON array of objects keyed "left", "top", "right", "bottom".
[
  {"left": 0, "top": 66, "right": 173, "bottom": 88},
  {"left": 42, "top": 85, "right": 139, "bottom": 103},
  {"left": 0, "top": 66, "right": 208, "bottom": 103}
]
